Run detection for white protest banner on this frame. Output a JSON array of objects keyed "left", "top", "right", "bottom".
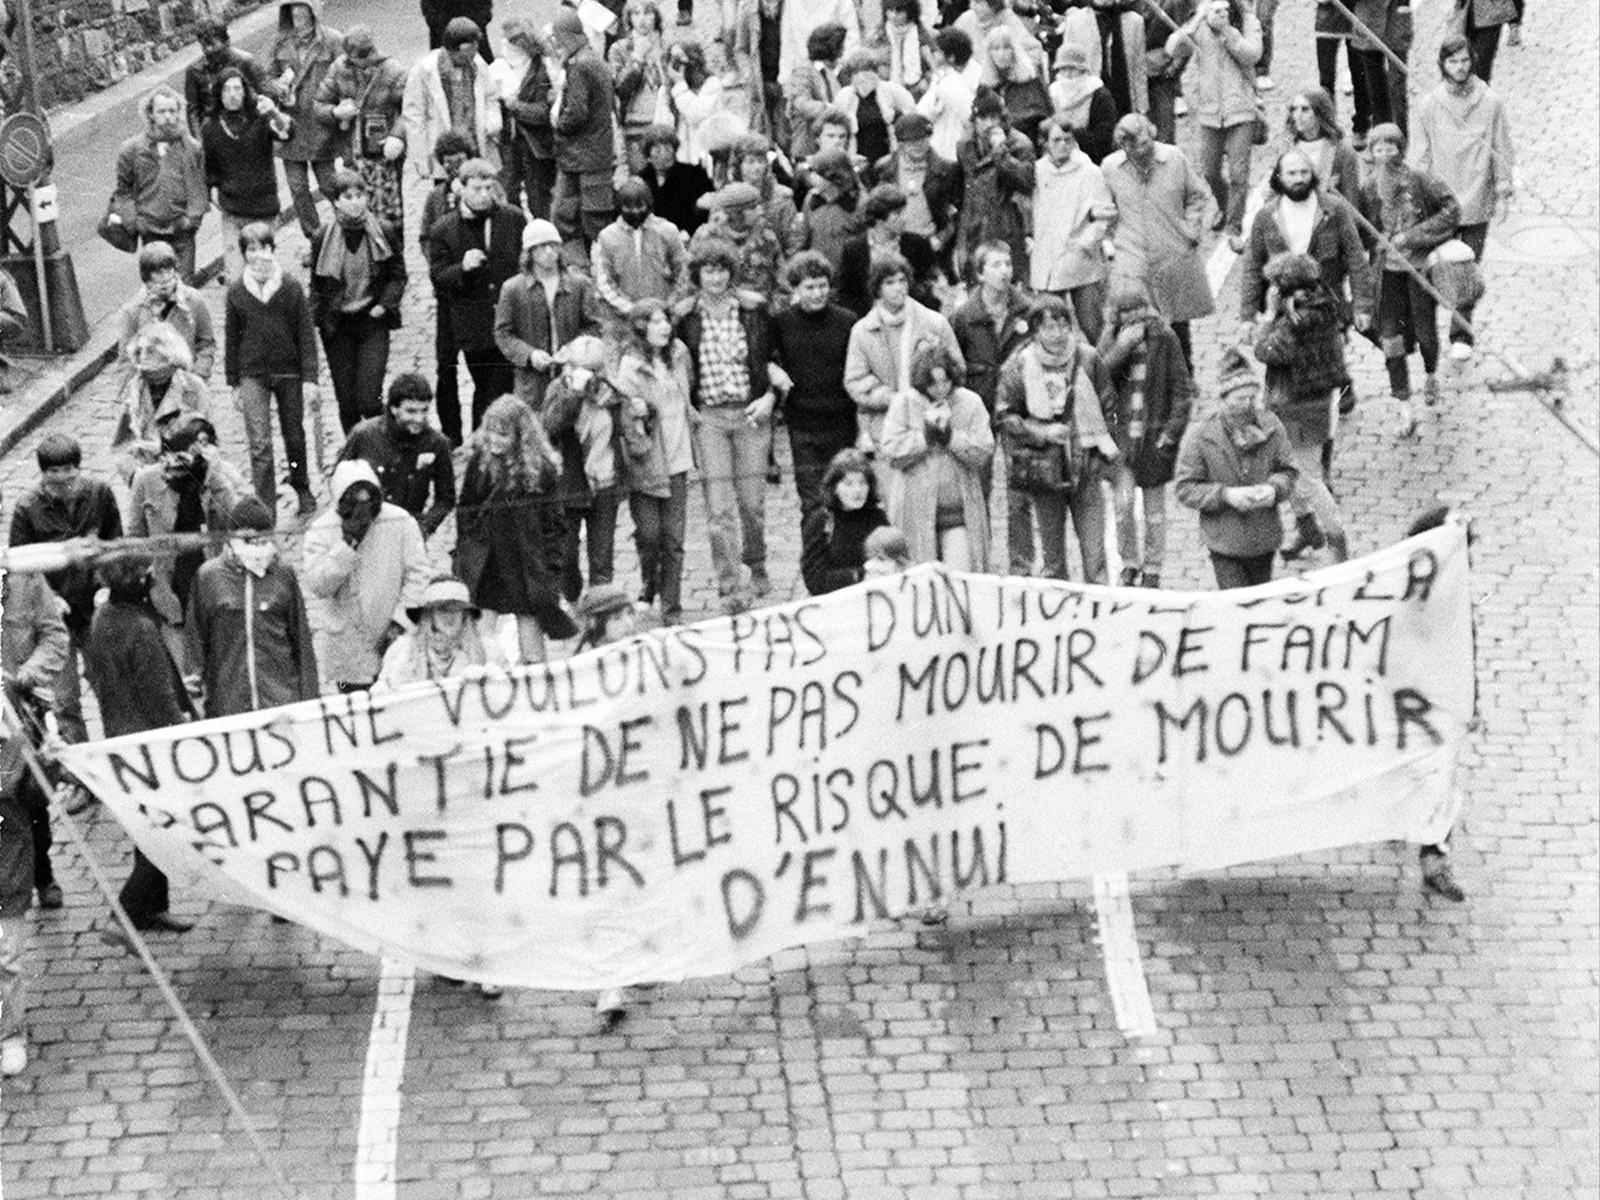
[{"left": 60, "top": 523, "right": 1472, "bottom": 990}]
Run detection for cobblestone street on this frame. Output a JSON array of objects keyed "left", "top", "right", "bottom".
[{"left": 0, "top": 0, "right": 1595, "bottom": 1196}]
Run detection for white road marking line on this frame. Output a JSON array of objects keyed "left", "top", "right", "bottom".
[
  {"left": 1206, "top": 239, "right": 1240, "bottom": 303},
  {"left": 1092, "top": 873, "right": 1159, "bottom": 1039},
  {"left": 353, "top": 958, "right": 417, "bottom": 1200}
]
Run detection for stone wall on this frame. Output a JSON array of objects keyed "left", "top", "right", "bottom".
[{"left": 28, "top": 0, "right": 265, "bottom": 109}]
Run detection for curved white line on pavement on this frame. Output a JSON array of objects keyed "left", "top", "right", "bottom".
[{"left": 353, "top": 958, "right": 417, "bottom": 1200}]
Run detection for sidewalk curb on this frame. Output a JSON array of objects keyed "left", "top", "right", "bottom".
[
  {"left": 0, "top": 6, "right": 281, "bottom": 460},
  {"left": 45, "top": 5, "right": 281, "bottom": 148}
]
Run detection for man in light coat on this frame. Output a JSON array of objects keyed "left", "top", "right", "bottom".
[
  {"left": 844, "top": 254, "right": 963, "bottom": 487},
  {"left": 301, "top": 459, "right": 429, "bottom": 692},
  {"left": 1413, "top": 34, "right": 1515, "bottom": 362},
  {"left": 1100, "top": 113, "right": 1213, "bottom": 369},
  {"left": 403, "top": 17, "right": 502, "bottom": 181}
]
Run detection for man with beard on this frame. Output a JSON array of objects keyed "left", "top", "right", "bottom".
[
  {"left": 1414, "top": 35, "right": 1515, "bottom": 364},
  {"left": 125, "top": 413, "right": 249, "bottom": 675},
  {"left": 592, "top": 178, "right": 688, "bottom": 335},
  {"left": 338, "top": 373, "right": 457, "bottom": 540},
  {"left": 1238, "top": 149, "right": 1372, "bottom": 342},
  {"left": 116, "top": 242, "right": 217, "bottom": 381},
  {"left": 427, "top": 157, "right": 527, "bottom": 439},
  {"left": 184, "top": 17, "right": 269, "bottom": 134},
  {"left": 108, "top": 88, "right": 210, "bottom": 283}
]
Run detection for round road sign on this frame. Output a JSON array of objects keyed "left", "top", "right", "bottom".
[{"left": 0, "top": 112, "right": 51, "bottom": 189}]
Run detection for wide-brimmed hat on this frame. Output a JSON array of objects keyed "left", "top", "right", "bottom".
[
  {"left": 574, "top": 583, "right": 634, "bottom": 624},
  {"left": 406, "top": 576, "right": 479, "bottom": 624}
]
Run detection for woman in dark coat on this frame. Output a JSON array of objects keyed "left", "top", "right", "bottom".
[
  {"left": 1096, "top": 285, "right": 1194, "bottom": 589},
  {"left": 800, "top": 448, "right": 890, "bottom": 594},
  {"left": 455, "top": 396, "right": 577, "bottom": 663}
]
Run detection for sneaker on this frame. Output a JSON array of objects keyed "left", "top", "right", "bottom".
[
  {"left": 1255, "top": 74, "right": 1275, "bottom": 91},
  {"left": 1423, "top": 375, "right": 1442, "bottom": 406},
  {"left": 0, "top": 1038, "right": 27, "bottom": 1077},
  {"left": 1421, "top": 856, "right": 1466, "bottom": 902},
  {"left": 1449, "top": 342, "right": 1474, "bottom": 363},
  {"left": 37, "top": 882, "right": 63, "bottom": 910},
  {"left": 1396, "top": 399, "right": 1417, "bottom": 437}
]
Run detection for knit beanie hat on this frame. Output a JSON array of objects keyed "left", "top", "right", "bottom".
[
  {"left": 1216, "top": 346, "right": 1259, "bottom": 401},
  {"left": 230, "top": 495, "right": 276, "bottom": 532}
]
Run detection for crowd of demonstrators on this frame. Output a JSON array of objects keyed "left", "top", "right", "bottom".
[{"left": 21, "top": 0, "right": 1524, "bottom": 1047}]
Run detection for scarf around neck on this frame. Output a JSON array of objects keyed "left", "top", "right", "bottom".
[{"left": 1019, "top": 341, "right": 1112, "bottom": 447}]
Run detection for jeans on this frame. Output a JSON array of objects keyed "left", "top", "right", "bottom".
[
  {"left": 1196, "top": 122, "right": 1255, "bottom": 237},
  {"left": 630, "top": 473, "right": 689, "bottom": 619},
  {"left": 1067, "top": 281, "right": 1106, "bottom": 345},
  {"left": 1279, "top": 399, "right": 1345, "bottom": 542},
  {"left": 1026, "top": 479, "right": 1108, "bottom": 584},
  {"left": 1210, "top": 551, "right": 1275, "bottom": 590},
  {"left": 694, "top": 406, "right": 772, "bottom": 594},
  {"left": 561, "top": 490, "right": 620, "bottom": 603},
  {"left": 1379, "top": 269, "right": 1439, "bottom": 398},
  {"left": 788, "top": 423, "right": 858, "bottom": 529},
  {"left": 509, "top": 144, "right": 557, "bottom": 221},
  {"left": 120, "top": 850, "right": 171, "bottom": 923},
  {"left": 1465, "top": 17, "right": 1501, "bottom": 83},
  {"left": 1450, "top": 222, "right": 1489, "bottom": 346},
  {"left": 1002, "top": 457, "right": 1036, "bottom": 575},
  {"left": 1110, "top": 467, "right": 1168, "bottom": 577},
  {"left": 322, "top": 314, "right": 391, "bottom": 434},
  {"left": 283, "top": 158, "right": 339, "bottom": 241},
  {"left": 236, "top": 375, "right": 309, "bottom": 505},
  {"left": 140, "top": 230, "right": 196, "bottom": 285}
]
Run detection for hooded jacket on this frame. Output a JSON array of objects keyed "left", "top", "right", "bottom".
[
  {"left": 270, "top": 0, "right": 343, "bottom": 161},
  {"left": 1413, "top": 76, "right": 1515, "bottom": 226},
  {"left": 301, "top": 459, "right": 430, "bottom": 686},
  {"left": 1031, "top": 148, "right": 1114, "bottom": 292}
]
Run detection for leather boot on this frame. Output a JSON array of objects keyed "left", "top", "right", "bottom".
[{"left": 1280, "top": 512, "right": 1326, "bottom": 561}]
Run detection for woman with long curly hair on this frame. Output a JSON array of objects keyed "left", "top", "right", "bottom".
[
  {"left": 610, "top": 298, "right": 695, "bottom": 624},
  {"left": 1277, "top": 86, "right": 1362, "bottom": 210},
  {"left": 455, "top": 396, "right": 577, "bottom": 663}
]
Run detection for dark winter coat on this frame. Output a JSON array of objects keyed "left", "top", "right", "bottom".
[
  {"left": 269, "top": 1, "right": 343, "bottom": 161},
  {"left": 502, "top": 51, "right": 556, "bottom": 160},
  {"left": 837, "top": 232, "right": 939, "bottom": 317},
  {"left": 427, "top": 202, "right": 528, "bottom": 351},
  {"left": 308, "top": 219, "right": 408, "bottom": 332},
  {"left": 455, "top": 456, "right": 577, "bottom": 638},
  {"left": 86, "top": 594, "right": 193, "bottom": 737},
  {"left": 314, "top": 53, "right": 409, "bottom": 160},
  {"left": 1095, "top": 314, "right": 1194, "bottom": 488},
  {"left": 800, "top": 497, "right": 890, "bottom": 594},
  {"left": 955, "top": 129, "right": 1035, "bottom": 276},
  {"left": 1253, "top": 287, "right": 1349, "bottom": 442},
  {"left": 7, "top": 481, "right": 123, "bottom": 633},
  {"left": 949, "top": 287, "right": 1033, "bottom": 410},
  {"left": 337, "top": 413, "right": 457, "bottom": 537},
  {"left": 1239, "top": 192, "right": 1373, "bottom": 324},
  {"left": 553, "top": 44, "right": 616, "bottom": 174}
]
